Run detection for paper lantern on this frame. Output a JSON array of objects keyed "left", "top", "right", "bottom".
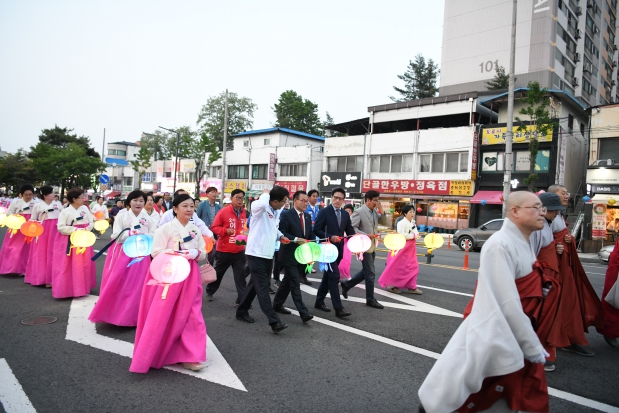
[
  {"left": 20, "top": 221, "right": 44, "bottom": 244},
  {"left": 6, "top": 214, "right": 26, "bottom": 237},
  {"left": 202, "top": 235, "right": 214, "bottom": 253},
  {"left": 583, "top": 196, "right": 591, "bottom": 202},
  {"left": 234, "top": 234, "right": 247, "bottom": 246},
  {"left": 347, "top": 234, "right": 372, "bottom": 261},
  {"left": 147, "top": 253, "right": 191, "bottom": 299},
  {"left": 69, "top": 229, "right": 96, "bottom": 255},
  {"left": 480, "top": 199, "right": 487, "bottom": 206},
  {"left": 123, "top": 234, "right": 153, "bottom": 266},
  {"left": 295, "top": 242, "right": 322, "bottom": 273},
  {"left": 383, "top": 233, "right": 406, "bottom": 257},
  {"left": 424, "top": 233, "right": 444, "bottom": 254},
  {"left": 610, "top": 198, "right": 616, "bottom": 205},
  {"left": 432, "top": 205, "right": 438, "bottom": 211},
  {"left": 0, "top": 206, "right": 7, "bottom": 214},
  {"left": 0, "top": 213, "right": 6, "bottom": 227},
  {"left": 94, "top": 220, "right": 109, "bottom": 234},
  {"left": 318, "top": 241, "right": 339, "bottom": 271},
  {"left": 94, "top": 211, "right": 105, "bottom": 220},
  {"left": 416, "top": 207, "right": 422, "bottom": 213}
]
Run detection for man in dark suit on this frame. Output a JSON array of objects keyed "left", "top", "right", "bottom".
[
  {"left": 272, "top": 190, "right": 314, "bottom": 323},
  {"left": 313, "top": 187, "right": 354, "bottom": 317}
]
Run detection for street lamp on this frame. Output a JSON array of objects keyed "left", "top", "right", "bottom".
[{"left": 159, "top": 126, "right": 181, "bottom": 196}]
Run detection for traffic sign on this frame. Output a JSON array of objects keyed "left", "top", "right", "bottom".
[
  {"left": 100, "top": 184, "right": 108, "bottom": 191},
  {"left": 99, "top": 174, "right": 110, "bottom": 184}
]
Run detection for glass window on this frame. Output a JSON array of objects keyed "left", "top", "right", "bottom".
[
  {"left": 432, "top": 153, "right": 445, "bottom": 172},
  {"left": 117, "top": 150, "right": 126, "bottom": 156},
  {"left": 445, "top": 153, "right": 459, "bottom": 172},
  {"left": 337, "top": 157, "right": 346, "bottom": 172},
  {"left": 264, "top": 138, "right": 270, "bottom": 145},
  {"left": 151, "top": 172, "right": 157, "bottom": 181},
  {"left": 391, "top": 155, "right": 402, "bottom": 172},
  {"left": 484, "top": 220, "right": 504, "bottom": 230},
  {"left": 142, "top": 173, "right": 150, "bottom": 182},
  {"left": 379, "top": 155, "right": 390, "bottom": 173},
  {"left": 345, "top": 156, "right": 355, "bottom": 171},
  {"left": 252, "top": 164, "right": 267, "bottom": 179},
  {"left": 370, "top": 156, "right": 380, "bottom": 173},
  {"left": 328, "top": 157, "right": 337, "bottom": 172},
  {"left": 356, "top": 156, "right": 364, "bottom": 172},
  {"left": 108, "top": 149, "right": 116, "bottom": 155},
  {"left": 243, "top": 140, "right": 249, "bottom": 147},
  {"left": 600, "top": 138, "right": 619, "bottom": 163},
  {"left": 419, "top": 155, "right": 431, "bottom": 172},
  {"left": 123, "top": 177, "right": 133, "bottom": 186},
  {"left": 402, "top": 155, "right": 414, "bottom": 172},
  {"left": 459, "top": 152, "right": 469, "bottom": 172}
]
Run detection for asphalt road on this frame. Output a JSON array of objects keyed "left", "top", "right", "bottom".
[{"left": 0, "top": 227, "right": 617, "bottom": 413}]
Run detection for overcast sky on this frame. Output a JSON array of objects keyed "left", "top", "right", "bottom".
[{"left": 0, "top": 0, "right": 444, "bottom": 155}]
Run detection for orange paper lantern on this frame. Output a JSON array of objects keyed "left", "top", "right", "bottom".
[
  {"left": 202, "top": 236, "right": 214, "bottom": 253},
  {"left": 94, "top": 211, "right": 105, "bottom": 220},
  {"left": 20, "top": 221, "right": 44, "bottom": 244}
]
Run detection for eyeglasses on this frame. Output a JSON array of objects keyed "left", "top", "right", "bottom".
[
  {"left": 515, "top": 205, "right": 547, "bottom": 214},
  {"left": 332, "top": 196, "right": 344, "bottom": 201},
  {"left": 561, "top": 192, "right": 571, "bottom": 197},
  {"left": 232, "top": 196, "right": 244, "bottom": 200},
  {"left": 298, "top": 199, "right": 309, "bottom": 203}
]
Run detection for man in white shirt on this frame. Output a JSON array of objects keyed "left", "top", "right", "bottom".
[{"left": 158, "top": 190, "right": 213, "bottom": 238}]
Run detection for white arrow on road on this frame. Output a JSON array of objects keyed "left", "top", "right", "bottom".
[{"left": 66, "top": 295, "right": 246, "bottom": 392}]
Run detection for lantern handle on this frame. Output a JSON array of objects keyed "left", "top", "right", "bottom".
[{"left": 91, "top": 227, "right": 131, "bottom": 261}]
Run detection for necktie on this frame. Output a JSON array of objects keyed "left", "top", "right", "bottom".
[
  {"left": 299, "top": 212, "right": 305, "bottom": 235},
  {"left": 335, "top": 208, "right": 341, "bottom": 227}
]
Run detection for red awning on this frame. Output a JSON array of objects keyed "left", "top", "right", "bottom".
[
  {"left": 105, "top": 191, "right": 121, "bottom": 199},
  {"left": 470, "top": 190, "right": 505, "bottom": 204}
]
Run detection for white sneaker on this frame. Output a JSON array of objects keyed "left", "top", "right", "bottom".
[{"left": 183, "top": 362, "right": 205, "bottom": 371}]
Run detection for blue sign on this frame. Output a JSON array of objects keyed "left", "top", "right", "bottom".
[{"left": 99, "top": 174, "right": 110, "bottom": 184}]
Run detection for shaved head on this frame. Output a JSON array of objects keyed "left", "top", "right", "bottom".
[
  {"left": 505, "top": 191, "right": 536, "bottom": 213},
  {"left": 548, "top": 185, "right": 569, "bottom": 206},
  {"left": 548, "top": 185, "right": 566, "bottom": 194},
  {"left": 505, "top": 191, "right": 546, "bottom": 239}
]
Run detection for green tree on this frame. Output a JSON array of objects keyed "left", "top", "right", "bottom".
[
  {"left": 515, "top": 82, "right": 556, "bottom": 192},
  {"left": 485, "top": 63, "right": 514, "bottom": 91},
  {"left": 130, "top": 145, "right": 153, "bottom": 188},
  {"left": 390, "top": 54, "right": 440, "bottom": 102},
  {"left": 323, "top": 112, "right": 344, "bottom": 137},
  {"left": 193, "top": 132, "right": 222, "bottom": 197},
  {"left": 0, "top": 150, "right": 37, "bottom": 194},
  {"left": 196, "top": 91, "right": 257, "bottom": 151},
  {"left": 273, "top": 90, "right": 323, "bottom": 136},
  {"left": 140, "top": 132, "right": 169, "bottom": 160}
]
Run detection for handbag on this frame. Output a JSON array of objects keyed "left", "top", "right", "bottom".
[
  {"left": 200, "top": 262, "right": 217, "bottom": 285},
  {"left": 605, "top": 279, "right": 619, "bottom": 309}
]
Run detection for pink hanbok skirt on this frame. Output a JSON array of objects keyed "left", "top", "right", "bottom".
[
  {"left": 51, "top": 224, "right": 97, "bottom": 298},
  {"left": 89, "top": 249, "right": 151, "bottom": 326},
  {"left": 0, "top": 214, "right": 32, "bottom": 275},
  {"left": 24, "top": 219, "right": 58, "bottom": 285},
  {"left": 378, "top": 239, "right": 420, "bottom": 290},
  {"left": 339, "top": 238, "right": 352, "bottom": 280},
  {"left": 101, "top": 241, "right": 123, "bottom": 292},
  {"left": 130, "top": 260, "right": 206, "bottom": 373}
]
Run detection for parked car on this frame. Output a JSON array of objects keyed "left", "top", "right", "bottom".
[
  {"left": 599, "top": 245, "right": 614, "bottom": 263},
  {"left": 454, "top": 219, "right": 504, "bottom": 251}
]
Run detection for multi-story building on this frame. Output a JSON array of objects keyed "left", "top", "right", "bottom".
[
  {"left": 440, "top": 0, "right": 619, "bottom": 107},
  {"left": 103, "top": 141, "right": 141, "bottom": 198}
]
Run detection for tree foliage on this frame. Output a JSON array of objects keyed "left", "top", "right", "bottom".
[
  {"left": 140, "top": 132, "right": 169, "bottom": 161},
  {"left": 193, "top": 132, "right": 222, "bottom": 197},
  {"left": 196, "top": 91, "right": 257, "bottom": 151},
  {"left": 515, "top": 82, "right": 556, "bottom": 192},
  {"left": 0, "top": 150, "right": 37, "bottom": 194},
  {"left": 485, "top": 63, "right": 514, "bottom": 91},
  {"left": 273, "top": 90, "right": 323, "bottom": 136},
  {"left": 324, "top": 112, "right": 344, "bottom": 137},
  {"left": 130, "top": 145, "right": 153, "bottom": 188},
  {"left": 390, "top": 54, "right": 439, "bottom": 102}
]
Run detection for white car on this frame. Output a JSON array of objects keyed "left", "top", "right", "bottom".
[{"left": 599, "top": 245, "right": 614, "bottom": 263}]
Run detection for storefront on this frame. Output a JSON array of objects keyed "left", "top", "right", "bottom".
[
  {"left": 319, "top": 172, "right": 363, "bottom": 208},
  {"left": 361, "top": 179, "right": 474, "bottom": 232},
  {"left": 223, "top": 181, "right": 247, "bottom": 198},
  {"left": 582, "top": 166, "right": 619, "bottom": 251},
  {"left": 274, "top": 180, "right": 307, "bottom": 194}
]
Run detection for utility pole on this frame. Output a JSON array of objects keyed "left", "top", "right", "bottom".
[
  {"left": 101, "top": 128, "right": 106, "bottom": 197},
  {"left": 220, "top": 89, "right": 229, "bottom": 203},
  {"left": 502, "top": 0, "right": 517, "bottom": 218},
  {"left": 159, "top": 126, "right": 181, "bottom": 197}
]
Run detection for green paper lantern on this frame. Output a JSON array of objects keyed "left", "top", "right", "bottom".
[{"left": 295, "top": 242, "right": 322, "bottom": 273}]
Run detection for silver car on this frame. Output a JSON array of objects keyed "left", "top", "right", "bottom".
[
  {"left": 599, "top": 245, "right": 614, "bottom": 263},
  {"left": 454, "top": 219, "right": 504, "bottom": 251}
]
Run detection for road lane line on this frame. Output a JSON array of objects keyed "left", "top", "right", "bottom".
[
  {"left": 547, "top": 388, "right": 619, "bottom": 413},
  {"left": 415, "top": 285, "right": 473, "bottom": 297},
  {"left": 0, "top": 359, "right": 37, "bottom": 413}
]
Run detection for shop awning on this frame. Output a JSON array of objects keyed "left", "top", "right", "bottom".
[
  {"left": 591, "top": 194, "right": 619, "bottom": 204},
  {"left": 105, "top": 191, "right": 121, "bottom": 199},
  {"left": 245, "top": 190, "right": 262, "bottom": 198},
  {"left": 470, "top": 191, "right": 505, "bottom": 204}
]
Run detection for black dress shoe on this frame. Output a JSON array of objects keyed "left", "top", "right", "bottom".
[
  {"left": 269, "top": 287, "right": 276, "bottom": 294},
  {"left": 340, "top": 281, "right": 350, "bottom": 299},
  {"left": 270, "top": 321, "right": 288, "bottom": 333},
  {"left": 314, "top": 302, "right": 331, "bottom": 312},
  {"left": 301, "top": 278, "right": 312, "bottom": 286},
  {"left": 366, "top": 300, "right": 384, "bottom": 309},
  {"left": 236, "top": 314, "right": 255, "bottom": 323},
  {"left": 300, "top": 313, "right": 313, "bottom": 323},
  {"left": 274, "top": 306, "right": 291, "bottom": 315},
  {"left": 335, "top": 308, "right": 351, "bottom": 317}
]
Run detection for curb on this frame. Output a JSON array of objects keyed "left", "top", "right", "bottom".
[{"left": 578, "top": 255, "right": 603, "bottom": 264}]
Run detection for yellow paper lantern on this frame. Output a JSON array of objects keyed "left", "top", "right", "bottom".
[
  {"left": 610, "top": 198, "right": 616, "bottom": 205},
  {"left": 94, "top": 220, "right": 109, "bottom": 234},
  {"left": 5, "top": 214, "right": 26, "bottom": 237},
  {"left": 383, "top": 233, "right": 406, "bottom": 257},
  {"left": 424, "top": 233, "right": 444, "bottom": 251},
  {"left": 69, "top": 230, "right": 96, "bottom": 255},
  {"left": 0, "top": 213, "right": 6, "bottom": 227}
]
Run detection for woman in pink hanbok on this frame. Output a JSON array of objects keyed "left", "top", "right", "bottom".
[
  {"left": 338, "top": 204, "right": 355, "bottom": 280},
  {"left": 24, "top": 186, "right": 63, "bottom": 287},
  {"left": 89, "top": 190, "right": 156, "bottom": 327},
  {"left": 0, "top": 184, "right": 38, "bottom": 276},
  {"left": 378, "top": 205, "right": 423, "bottom": 295},
  {"left": 130, "top": 194, "right": 207, "bottom": 373},
  {"left": 51, "top": 187, "right": 96, "bottom": 298}
]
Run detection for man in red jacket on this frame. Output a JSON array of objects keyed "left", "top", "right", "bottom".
[{"left": 205, "top": 189, "right": 248, "bottom": 305}]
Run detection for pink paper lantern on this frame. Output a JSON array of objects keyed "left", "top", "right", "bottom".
[
  {"left": 347, "top": 234, "right": 372, "bottom": 261},
  {"left": 148, "top": 253, "right": 191, "bottom": 299},
  {"left": 235, "top": 234, "right": 248, "bottom": 245}
]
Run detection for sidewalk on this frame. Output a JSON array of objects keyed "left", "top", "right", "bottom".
[{"left": 578, "top": 252, "right": 602, "bottom": 264}]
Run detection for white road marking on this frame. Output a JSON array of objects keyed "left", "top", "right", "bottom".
[
  {"left": 415, "top": 285, "right": 473, "bottom": 297},
  {"left": 66, "top": 295, "right": 246, "bottom": 391},
  {"left": 0, "top": 358, "right": 37, "bottom": 413},
  {"left": 548, "top": 388, "right": 619, "bottom": 413},
  {"left": 92, "top": 250, "right": 107, "bottom": 256}
]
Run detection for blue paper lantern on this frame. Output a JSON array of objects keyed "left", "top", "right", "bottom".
[
  {"left": 318, "top": 242, "right": 339, "bottom": 271},
  {"left": 481, "top": 199, "right": 487, "bottom": 206},
  {"left": 583, "top": 195, "right": 591, "bottom": 202},
  {"left": 123, "top": 234, "right": 153, "bottom": 266}
]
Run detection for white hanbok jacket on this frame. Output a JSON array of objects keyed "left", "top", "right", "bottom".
[
  {"left": 57, "top": 205, "right": 94, "bottom": 235},
  {"left": 152, "top": 218, "right": 206, "bottom": 261}
]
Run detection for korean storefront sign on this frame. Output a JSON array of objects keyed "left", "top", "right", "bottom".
[
  {"left": 362, "top": 179, "right": 449, "bottom": 195},
  {"left": 471, "top": 131, "right": 479, "bottom": 180},
  {"left": 224, "top": 181, "right": 247, "bottom": 191},
  {"left": 274, "top": 181, "right": 307, "bottom": 193},
  {"left": 592, "top": 203, "right": 607, "bottom": 239},
  {"left": 449, "top": 180, "right": 474, "bottom": 196},
  {"left": 320, "top": 172, "right": 361, "bottom": 192},
  {"left": 269, "top": 153, "right": 276, "bottom": 181},
  {"left": 481, "top": 125, "right": 553, "bottom": 145}
]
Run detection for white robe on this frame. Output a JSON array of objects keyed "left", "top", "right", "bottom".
[
  {"left": 90, "top": 202, "right": 109, "bottom": 219},
  {"left": 152, "top": 218, "right": 206, "bottom": 261},
  {"left": 57, "top": 205, "right": 94, "bottom": 235},
  {"left": 7, "top": 198, "right": 38, "bottom": 215},
  {"left": 111, "top": 209, "right": 156, "bottom": 243},
  {"left": 418, "top": 218, "right": 545, "bottom": 413},
  {"left": 529, "top": 219, "right": 554, "bottom": 256},
  {"left": 30, "top": 200, "right": 63, "bottom": 221},
  {"left": 550, "top": 212, "right": 566, "bottom": 233}
]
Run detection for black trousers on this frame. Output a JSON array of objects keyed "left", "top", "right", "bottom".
[
  {"left": 272, "top": 251, "right": 282, "bottom": 281},
  {"left": 237, "top": 255, "right": 280, "bottom": 325},
  {"left": 273, "top": 261, "right": 309, "bottom": 316},
  {"left": 205, "top": 251, "right": 247, "bottom": 301},
  {"left": 316, "top": 259, "right": 344, "bottom": 310}
]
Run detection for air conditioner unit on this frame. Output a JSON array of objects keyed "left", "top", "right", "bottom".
[
  {"left": 584, "top": 64, "right": 591, "bottom": 73},
  {"left": 594, "top": 159, "right": 616, "bottom": 166},
  {"left": 595, "top": 27, "right": 600, "bottom": 35},
  {"left": 614, "top": 61, "right": 618, "bottom": 68},
  {"left": 576, "top": 6, "right": 582, "bottom": 15},
  {"left": 614, "top": 44, "right": 618, "bottom": 51},
  {"left": 587, "top": 0, "right": 593, "bottom": 8},
  {"left": 575, "top": 29, "right": 582, "bottom": 39},
  {"left": 574, "top": 53, "right": 581, "bottom": 62},
  {"left": 572, "top": 77, "right": 580, "bottom": 87}
]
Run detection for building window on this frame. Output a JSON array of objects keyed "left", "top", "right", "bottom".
[
  {"left": 419, "top": 152, "right": 468, "bottom": 173},
  {"left": 243, "top": 140, "right": 249, "bottom": 147},
  {"left": 151, "top": 172, "right": 157, "bottom": 181},
  {"left": 177, "top": 172, "right": 195, "bottom": 183},
  {"left": 210, "top": 166, "right": 222, "bottom": 179},
  {"left": 142, "top": 172, "right": 150, "bottom": 182},
  {"left": 116, "top": 150, "right": 126, "bottom": 156},
  {"left": 228, "top": 165, "right": 249, "bottom": 179},
  {"left": 108, "top": 149, "right": 116, "bottom": 155},
  {"left": 599, "top": 138, "right": 619, "bottom": 163},
  {"left": 123, "top": 177, "right": 133, "bottom": 186},
  {"left": 370, "top": 154, "right": 416, "bottom": 173},
  {"left": 252, "top": 164, "right": 268, "bottom": 179},
  {"left": 279, "top": 163, "right": 307, "bottom": 177},
  {"left": 327, "top": 156, "right": 363, "bottom": 172},
  {"left": 481, "top": 151, "right": 549, "bottom": 172},
  {"left": 165, "top": 171, "right": 172, "bottom": 178},
  {"left": 568, "top": 114, "right": 574, "bottom": 129},
  {"left": 264, "top": 138, "right": 270, "bottom": 145}
]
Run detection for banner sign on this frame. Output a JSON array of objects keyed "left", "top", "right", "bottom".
[
  {"left": 274, "top": 181, "right": 307, "bottom": 193},
  {"left": 481, "top": 125, "right": 553, "bottom": 145},
  {"left": 592, "top": 203, "right": 607, "bottom": 239},
  {"left": 269, "top": 153, "right": 276, "bottom": 181}
]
